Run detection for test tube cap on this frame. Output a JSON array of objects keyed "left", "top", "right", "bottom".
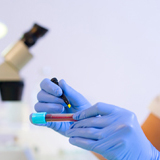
[{"left": 31, "top": 112, "right": 47, "bottom": 124}]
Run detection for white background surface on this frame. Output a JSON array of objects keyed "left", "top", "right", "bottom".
[{"left": 0, "top": 0, "right": 160, "bottom": 158}]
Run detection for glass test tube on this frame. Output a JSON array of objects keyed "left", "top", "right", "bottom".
[
  {"left": 45, "top": 114, "right": 76, "bottom": 122},
  {"left": 31, "top": 112, "right": 77, "bottom": 124}
]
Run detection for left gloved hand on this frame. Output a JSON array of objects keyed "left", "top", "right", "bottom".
[
  {"left": 30, "top": 78, "right": 91, "bottom": 136},
  {"left": 66, "top": 102, "right": 160, "bottom": 160}
]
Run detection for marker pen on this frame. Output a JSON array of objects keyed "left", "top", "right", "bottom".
[{"left": 51, "top": 78, "right": 71, "bottom": 108}]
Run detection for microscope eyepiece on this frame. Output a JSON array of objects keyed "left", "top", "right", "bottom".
[{"left": 21, "top": 23, "right": 48, "bottom": 47}]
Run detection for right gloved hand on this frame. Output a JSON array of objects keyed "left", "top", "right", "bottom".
[
  {"left": 66, "top": 102, "right": 160, "bottom": 160},
  {"left": 30, "top": 78, "right": 91, "bottom": 136}
]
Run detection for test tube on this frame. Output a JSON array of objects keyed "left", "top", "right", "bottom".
[
  {"left": 31, "top": 112, "right": 77, "bottom": 124},
  {"left": 45, "top": 114, "right": 76, "bottom": 122}
]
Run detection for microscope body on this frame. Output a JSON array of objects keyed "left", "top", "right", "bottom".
[
  {"left": 0, "top": 40, "right": 33, "bottom": 100},
  {"left": 0, "top": 23, "right": 48, "bottom": 101}
]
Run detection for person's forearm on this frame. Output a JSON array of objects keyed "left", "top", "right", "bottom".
[{"left": 142, "top": 113, "right": 160, "bottom": 151}]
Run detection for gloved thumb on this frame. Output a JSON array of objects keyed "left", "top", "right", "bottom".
[{"left": 59, "top": 79, "right": 88, "bottom": 106}]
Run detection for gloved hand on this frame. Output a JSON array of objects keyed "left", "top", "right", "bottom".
[
  {"left": 66, "top": 102, "right": 160, "bottom": 160},
  {"left": 30, "top": 78, "right": 91, "bottom": 136}
]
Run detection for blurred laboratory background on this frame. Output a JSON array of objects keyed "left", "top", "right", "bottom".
[{"left": 0, "top": 0, "right": 160, "bottom": 159}]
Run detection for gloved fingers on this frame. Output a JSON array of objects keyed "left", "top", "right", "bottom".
[
  {"left": 73, "top": 102, "right": 117, "bottom": 120},
  {"left": 37, "top": 90, "right": 65, "bottom": 105},
  {"left": 46, "top": 121, "right": 71, "bottom": 135},
  {"left": 30, "top": 113, "right": 71, "bottom": 136},
  {"left": 66, "top": 128, "right": 102, "bottom": 140},
  {"left": 91, "top": 129, "right": 130, "bottom": 157},
  {"left": 96, "top": 124, "right": 132, "bottom": 147},
  {"left": 70, "top": 116, "right": 113, "bottom": 129},
  {"left": 69, "top": 133, "right": 124, "bottom": 154},
  {"left": 92, "top": 138, "right": 124, "bottom": 157},
  {"left": 40, "top": 78, "right": 62, "bottom": 97},
  {"left": 66, "top": 124, "right": 118, "bottom": 140},
  {"left": 35, "top": 102, "right": 64, "bottom": 113},
  {"left": 29, "top": 120, "right": 64, "bottom": 131},
  {"left": 65, "top": 103, "right": 90, "bottom": 115},
  {"left": 59, "top": 79, "right": 89, "bottom": 106},
  {"left": 69, "top": 137, "right": 96, "bottom": 151}
]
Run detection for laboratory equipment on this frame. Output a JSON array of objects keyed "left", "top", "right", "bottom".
[
  {"left": 31, "top": 113, "right": 76, "bottom": 124},
  {"left": 0, "top": 23, "right": 48, "bottom": 160},
  {"left": 0, "top": 23, "right": 48, "bottom": 101}
]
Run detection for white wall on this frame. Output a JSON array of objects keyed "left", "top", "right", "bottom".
[
  {"left": 0, "top": 0, "right": 160, "bottom": 151},
  {"left": 1, "top": 0, "right": 160, "bottom": 158}
]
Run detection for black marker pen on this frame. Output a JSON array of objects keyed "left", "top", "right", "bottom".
[{"left": 51, "top": 78, "right": 71, "bottom": 108}]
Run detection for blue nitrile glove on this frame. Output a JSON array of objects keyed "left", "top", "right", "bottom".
[
  {"left": 66, "top": 102, "right": 160, "bottom": 160},
  {"left": 30, "top": 78, "right": 91, "bottom": 136}
]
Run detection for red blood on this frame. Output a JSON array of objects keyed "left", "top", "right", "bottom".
[{"left": 45, "top": 114, "right": 77, "bottom": 122}]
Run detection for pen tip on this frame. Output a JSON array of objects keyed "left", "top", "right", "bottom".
[{"left": 68, "top": 104, "right": 71, "bottom": 108}]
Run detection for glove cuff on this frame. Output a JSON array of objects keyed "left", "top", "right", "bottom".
[{"left": 150, "top": 143, "right": 160, "bottom": 160}]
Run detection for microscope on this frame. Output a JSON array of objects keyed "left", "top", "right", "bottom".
[
  {"left": 0, "top": 23, "right": 48, "bottom": 160},
  {"left": 0, "top": 23, "right": 48, "bottom": 101}
]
